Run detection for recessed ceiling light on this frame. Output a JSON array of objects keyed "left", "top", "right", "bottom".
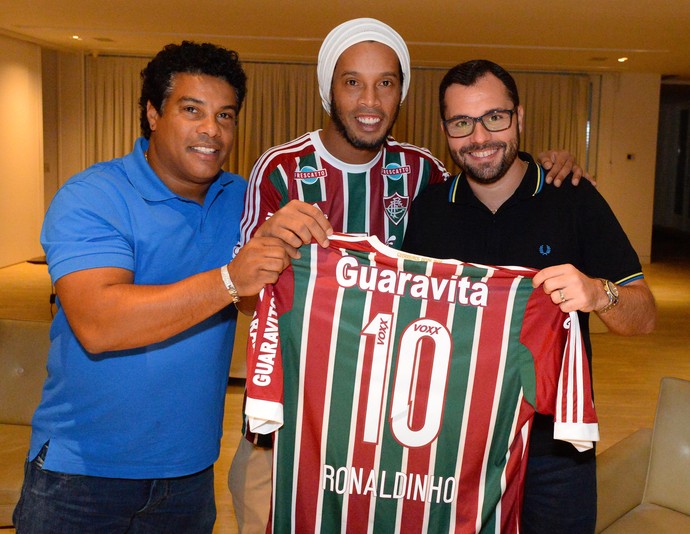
[
  {"left": 618, "top": 57, "right": 629, "bottom": 63},
  {"left": 72, "top": 35, "right": 82, "bottom": 40}
]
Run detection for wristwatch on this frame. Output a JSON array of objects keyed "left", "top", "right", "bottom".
[{"left": 598, "top": 278, "right": 619, "bottom": 313}]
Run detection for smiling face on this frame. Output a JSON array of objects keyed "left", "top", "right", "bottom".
[
  {"left": 322, "top": 41, "right": 403, "bottom": 164},
  {"left": 443, "top": 73, "right": 524, "bottom": 185},
  {"left": 145, "top": 72, "right": 238, "bottom": 202}
]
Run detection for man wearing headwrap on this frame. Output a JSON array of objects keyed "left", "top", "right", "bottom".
[
  {"left": 316, "top": 17, "right": 412, "bottom": 116},
  {"left": 229, "top": 18, "right": 589, "bottom": 533}
]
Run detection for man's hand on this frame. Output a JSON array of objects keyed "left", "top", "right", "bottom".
[
  {"left": 532, "top": 264, "right": 656, "bottom": 336},
  {"left": 532, "top": 264, "right": 605, "bottom": 313},
  {"left": 232, "top": 201, "right": 333, "bottom": 316},
  {"left": 537, "top": 150, "right": 596, "bottom": 188},
  {"left": 254, "top": 200, "right": 333, "bottom": 258},
  {"left": 226, "top": 236, "right": 291, "bottom": 298}
]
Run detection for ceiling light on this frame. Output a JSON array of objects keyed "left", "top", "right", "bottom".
[
  {"left": 72, "top": 35, "right": 82, "bottom": 40},
  {"left": 618, "top": 57, "right": 628, "bottom": 63}
]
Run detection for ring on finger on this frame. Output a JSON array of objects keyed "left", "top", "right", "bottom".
[{"left": 559, "top": 289, "right": 566, "bottom": 303}]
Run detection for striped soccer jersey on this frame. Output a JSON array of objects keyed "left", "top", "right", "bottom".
[
  {"left": 245, "top": 234, "right": 599, "bottom": 534},
  {"left": 238, "top": 131, "right": 449, "bottom": 250}
]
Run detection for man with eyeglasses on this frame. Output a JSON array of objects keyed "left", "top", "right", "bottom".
[{"left": 402, "top": 59, "right": 657, "bottom": 533}]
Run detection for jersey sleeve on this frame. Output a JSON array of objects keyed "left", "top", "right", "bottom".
[
  {"left": 244, "top": 285, "right": 285, "bottom": 434},
  {"left": 521, "top": 293, "right": 599, "bottom": 452},
  {"left": 238, "top": 152, "right": 287, "bottom": 247},
  {"left": 551, "top": 312, "right": 600, "bottom": 451},
  {"left": 428, "top": 153, "right": 450, "bottom": 185}
]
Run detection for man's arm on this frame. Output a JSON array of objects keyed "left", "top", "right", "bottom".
[
  {"left": 56, "top": 236, "right": 290, "bottom": 354},
  {"left": 532, "top": 264, "right": 656, "bottom": 335},
  {"left": 537, "top": 150, "right": 596, "bottom": 187},
  {"left": 234, "top": 200, "right": 333, "bottom": 316}
]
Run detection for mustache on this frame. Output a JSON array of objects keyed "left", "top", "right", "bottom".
[
  {"left": 355, "top": 107, "right": 385, "bottom": 117},
  {"left": 459, "top": 141, "right": 506, "bottom": 155}
]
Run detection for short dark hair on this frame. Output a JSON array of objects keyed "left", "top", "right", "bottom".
[
  {"left": 139, "top": 41, "right": 248, "bottom": 139},
  {"left": 438, "top": 59, "right": 519, "bottom": 119}
]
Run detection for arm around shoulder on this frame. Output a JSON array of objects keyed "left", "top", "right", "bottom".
[{"left": 536, "top": 149, "right": 596, "bottom": 187}]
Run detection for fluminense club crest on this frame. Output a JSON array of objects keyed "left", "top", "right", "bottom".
[{"left": 383, "top": 193, "right": 409, "bottom": 226}]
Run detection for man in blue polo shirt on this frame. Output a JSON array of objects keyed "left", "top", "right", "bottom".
[
  {"left": 12, "top": 41, "right": 313, "bottom": 533},
  {"left": 402, "top": 59, "right": 656, "bottom": 534}
]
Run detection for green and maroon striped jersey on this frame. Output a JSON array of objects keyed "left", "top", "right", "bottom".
[
  {"left": 239, "top": 131, "right": 449, "bottom": 251},
  {"left": 246, "top": 234, "right": 598, "bottom": 533}
]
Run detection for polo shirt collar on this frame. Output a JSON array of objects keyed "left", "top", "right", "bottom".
[
  {"left": 448, "top": 152, "right": 546, "bottom": 205},
  {"left": 123, "top": 137, "right": 231, "bottom": 203}
]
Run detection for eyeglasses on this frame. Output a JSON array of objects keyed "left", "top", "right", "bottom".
[{"left": 442, "top": 109, "right": 516, "bottom": 138}]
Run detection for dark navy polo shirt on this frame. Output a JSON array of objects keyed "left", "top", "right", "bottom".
[{"left": 403, "top": 152, "right": 644, "bottom": 456}]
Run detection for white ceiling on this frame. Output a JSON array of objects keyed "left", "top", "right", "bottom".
[{"left": 1, "top": 0, "right": 689, "bottom": 80}]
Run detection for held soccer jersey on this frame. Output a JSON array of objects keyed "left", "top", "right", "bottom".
[
  {"left": 239, "top": 131, "right": 448, "bottom": 250},
  {"left": 245, "top": 234, "right": 599, "bottom": 534}
]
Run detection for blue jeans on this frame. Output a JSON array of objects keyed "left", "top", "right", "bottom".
[
  {"left": 521, "top": 450, "right": 597, "bottom": 534},
  {"left": 13, "top": 445, "right": 216, "bottom": 533}
]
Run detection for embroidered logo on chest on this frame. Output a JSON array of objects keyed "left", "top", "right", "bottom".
[
  {"left": 383, "top": 193, "right": 410, "bottom": 226},
  {"left": 294, "top": 166, "right": 327, "bottom": 185},
  {"left": 381, "top": 162, "right": 411, "bottom": 180}
]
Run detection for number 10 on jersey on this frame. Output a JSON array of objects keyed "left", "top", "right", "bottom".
[{"left": 361, "top": 312, "right": 452, "bottom": 449}]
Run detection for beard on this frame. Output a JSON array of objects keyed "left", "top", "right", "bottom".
[
  {"left": 452, "top": 133, "right": 520, "bottom": 185},
  {"left": 329, "top": 96, "right": 399, "bottom": 151}
]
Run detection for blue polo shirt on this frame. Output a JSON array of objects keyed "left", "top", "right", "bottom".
[{"left": 32, "top": 138, "right": 246, "bottom": 478}]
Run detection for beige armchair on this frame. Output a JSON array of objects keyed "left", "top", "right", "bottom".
[
  {"left": 0, "top": 319, "right": 50, "bottom": 527},
  {"left": 596, "top": 376, "right": 690, "bottom": 533}
]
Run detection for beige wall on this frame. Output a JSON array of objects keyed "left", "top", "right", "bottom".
[
  {"left": 56, "top": 52, "right": 86, "bottom": 187},
  {"left": 42, "top": 50, "right": 59, "bottom": 210},
  {"left": 42, "top": 49, "right": 85, "bottom": 198},
  {"left": 596, "top": 72, "right": 660, "bottom": 265},
  {"left": 0, "top": 35, "right": 44, "bottom": 267}
]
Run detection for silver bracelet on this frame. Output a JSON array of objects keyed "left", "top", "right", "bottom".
[{"left": 220, "top": 264, "right": 241, "bottom": 304}]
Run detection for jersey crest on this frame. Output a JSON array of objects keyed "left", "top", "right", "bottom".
[{"left": 383, "top": 192, "right": 410, "bottom": 226}]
